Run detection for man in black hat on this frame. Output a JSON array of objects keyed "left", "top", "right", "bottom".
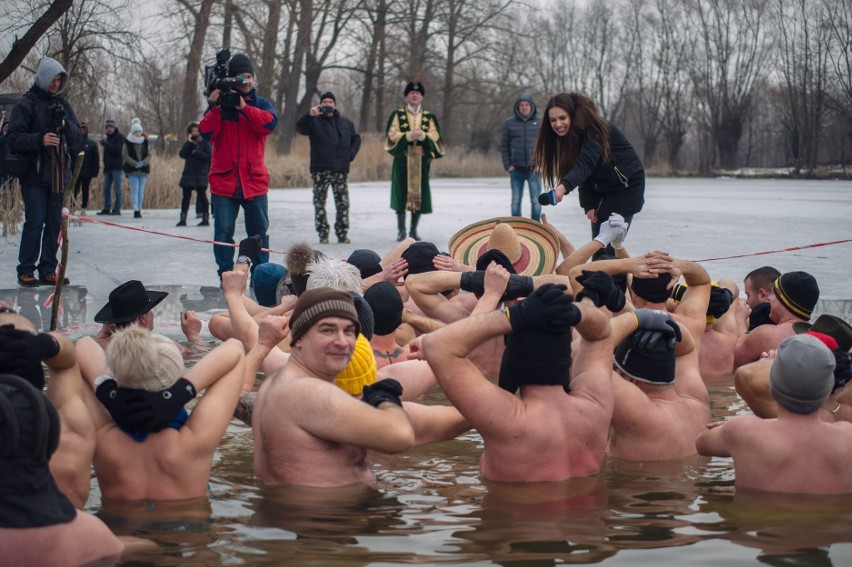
[
  {"left": 296, "top": 91, "right": 361, "bottom": 244},
  {"left": 384, "top": 80, "right": 446, "bottom": 241},
  {"left": 93, "top": 280, "right": 202, "bottom": 348}
]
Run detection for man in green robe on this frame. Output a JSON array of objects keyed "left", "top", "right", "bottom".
[{"left": 384, "top": 81, "right": 446, "bottom": 241}]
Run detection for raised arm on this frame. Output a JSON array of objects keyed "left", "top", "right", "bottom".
[{"left": 406, "top": 271, "right": 469, "bottom": 323}]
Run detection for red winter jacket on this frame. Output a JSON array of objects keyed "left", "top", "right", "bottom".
[{"left": 199, "top": 89, "right": 278, "bottom": 199}]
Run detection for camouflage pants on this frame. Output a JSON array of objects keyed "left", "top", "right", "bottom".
[{"left": 312, "top": 170, "right": 349, "bottom": 240}]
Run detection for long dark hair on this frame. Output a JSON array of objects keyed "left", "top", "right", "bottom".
[{"left": 533, "top": 92, "right": 611, "bottom": 187}]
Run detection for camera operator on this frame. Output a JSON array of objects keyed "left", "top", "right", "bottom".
[
  {"left": 6, "top": 57, "right": 82, "bottom": 288},
  {"left": 295, "top": 91, "right": 361, "bottom": 244},
  {"left": 199, "top": 52, "right": 278, "bottom": 282}
]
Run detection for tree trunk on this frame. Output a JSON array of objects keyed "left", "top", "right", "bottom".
[
  {"left": 278, "top": 0, "right": 312, "bottom": 154},
  {"left": 0, "top": 0, "right": 74, "bottom": 83},
  {"left": 223, "top": 0, "right": 233, "bottom": 49},
  {"left": 258, "top": 0, "right": 282, "bottom": 94},
  {"left": 179, "top": 0, "right": 215, "bottom": 130}
]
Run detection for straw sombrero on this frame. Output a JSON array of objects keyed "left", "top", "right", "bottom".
[{"left": 448, "top": 217, "right": 560, "bottom": 276}]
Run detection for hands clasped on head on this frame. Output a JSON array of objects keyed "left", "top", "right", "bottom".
[
  {"left": 0, "top": 325, "right": 60, "bottom": 389},
  {"left": 506, "top": 284, "right": 580, "bottom": 333},
  {"left": 632, "top": 308, "right": 682, "bottom": 351},
  {"left": 95, "top": 378, "right": 197, "bottom": 434}
]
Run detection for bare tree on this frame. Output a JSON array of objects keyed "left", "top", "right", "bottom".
[
  {"left": 689, "top": 0, "right": 772, "bottom": 169},
  {"left": 174, "top": 0, "right": 216, "bottom": 132},
  {"left": 0, "top": 0, "right": 74, "bottom": 83}
]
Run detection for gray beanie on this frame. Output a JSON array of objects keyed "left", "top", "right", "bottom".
[{"left": 770, "top": 334, "right": 835, "bottom": 414}]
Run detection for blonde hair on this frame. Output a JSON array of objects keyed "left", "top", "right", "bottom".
[{"left": 106, "top": 325, "right": 184, "bottom": 391}]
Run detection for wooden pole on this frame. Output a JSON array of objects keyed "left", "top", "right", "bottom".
[{"left": 50, "top": 151, "right": 84, "bottom": 331}]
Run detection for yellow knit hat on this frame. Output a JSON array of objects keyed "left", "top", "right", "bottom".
[{"left": 334, "top": 334, "right": 377, "bottom": 395}]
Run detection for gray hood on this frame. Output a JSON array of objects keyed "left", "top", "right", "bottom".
[
  {"left": 34, "top": 57, "right": 69, "bottom": 96},
  {"left": 513, "top": 93, "right": 537, "bottom": 121}
]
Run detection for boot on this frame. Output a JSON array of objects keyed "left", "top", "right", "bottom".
[
  {"left": 409, "top": 212, "right": 422, "bottom": 241},
  {"left": 176, "top": 213, "right": 187, "bottom": 227},
  {"left": 396, "top": 213, "right": 406, "bottom": 241},
  {"left": 197, "top": 213, "right": 209, "bottom": 227}
]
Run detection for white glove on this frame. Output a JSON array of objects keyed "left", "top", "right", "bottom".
[
  {"left": 609, "top": 213, "right": 629, "bottom": 250},
  {"left": 593, "top": 214, "right": 628, "bottom": 247}
]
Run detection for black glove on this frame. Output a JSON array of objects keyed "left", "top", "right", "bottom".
[
  {"left": 459, "top": 270, "right": 485, "bottom": 295},
  {"left": 670, "top": 283, "right": 687, "bottom": 302},
  {"left": 238, "top": 234, "right": 263, "bottom": 265},
  {"left": 747, "top": 302, "right": 773, "bottom": 331},
  {"left": 96, "top": 377, "right": 197, "bottom": 433},
  {"left": 576, "top": 270, "right": 626, "bottom": 312},
  {"left": 459, "top": 272, "right": 533, "bottom": 301},
  {"left": 506, "top": 283, "right": 580, "bottom": 333},
  {"left": 632, "top": 308, "right": 682, "bottom": 349},
  {"left": 361, "top": 378, "right": 404, "bottom": 407},
  {"left": 832, "top": 349, "right": 852, "bottom": 392},
  {"left": 707, "top": 286, "right": 734, "bottom": 319},
  {"left": 0, "top": 326, "right": 60, "bottom": 389}
]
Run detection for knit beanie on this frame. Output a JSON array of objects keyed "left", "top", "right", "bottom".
[
  {"left": 630, "top": 274, "right": 673, "bottom": 304},
  {"left": 227, "top": 53, "right": 254, "bottom": 77},
  {"left": 613, "top": 329, "right": 676, "bottom": 385},
  {"left": 107, "top": 326, "right": 184, "bottom": 392},
  {"left": 320, "top": 91, "right": 336, "bottom": 103},
  {"left": 401, "top": 242, "right": 440, "bottom": 276},
  {"left": 499, "top": 329, "right": 572, "bottom": 394},
  {"left": 364, "top": 282, "right": 404, "bottom": 336},
  {"left": 289, "top": 288, "right": 361, "bottom": 344},
  {"left": 770, "top": 334, "right": 834, "bottom": 414},
  {"left": 333, "top": 334, "right": 377, "bottom": 395},
  {"left": 104, "top": 119, "right": 116, "bottom": 129},
  {"left": 0, "top": 375, "right": 76, "bottom": 529},
  {"left": 347, "top": 249, "right": 383, "bottom": 279},
  {"left": 286, "top": 243, "right": 322, "bottom": 297},
  {"left": 774, "top": 271, "right": 820, "bottom": 320},
  {"left": 351, "top": 293, "right": 374, "bottom": 340},
  {"left": 130, "top": 117, "right": 143, "bottom": 134},
  {"left": 252, "top": 262, "right": 286, "bottom": 307}
]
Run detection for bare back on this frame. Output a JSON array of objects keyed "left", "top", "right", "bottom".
[
  {"left": 707, "top": 415, "right": 852, "bottom": 494},
  {"left": 479, "top": 386, "right": 611, "bottom": 482}
]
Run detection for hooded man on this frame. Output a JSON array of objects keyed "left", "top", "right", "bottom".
[
  {"left": 501, "top": 93, "right": 542, "bottom": 220},
  {"left": 6, "top": 57, "right": 82, "bottom": 287}
]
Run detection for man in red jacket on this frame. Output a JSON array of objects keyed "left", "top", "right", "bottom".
[{"left": 200, "top": 53, "right": 278, "bottom": 281}]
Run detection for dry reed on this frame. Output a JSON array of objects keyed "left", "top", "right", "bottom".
[{"left": 1, "top": 136, "right": 506, "bottom": 216}]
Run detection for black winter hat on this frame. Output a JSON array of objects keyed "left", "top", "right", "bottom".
[
  {"left": 364, "top": 282, "right": 404, "bottom": 336},
  {"left": 228, "top": 53, "right": 254, "bottom": 77},
  {"left": 320, "top": 91, "right": 336, "bottom": 103},
  {"left": 404, "top": 81, "right": 425, "bottom": 96},
  {"left": 774, "top": 271, "right": 820, "bottom": 320}
]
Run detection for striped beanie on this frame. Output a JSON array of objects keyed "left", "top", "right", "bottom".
[
  {"left": 289, "top": 288, "right": 361, "bottom": 344},
  {"left": 774, "top": 271, "right": 819, "bottom": 320}
]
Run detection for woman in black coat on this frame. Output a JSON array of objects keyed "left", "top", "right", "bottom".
[
  {"left": 177, "top": 121, "right": 211, "bottom": 226},
  {"left": 534, "top": 92, "right": 644, "bottom": 253}
]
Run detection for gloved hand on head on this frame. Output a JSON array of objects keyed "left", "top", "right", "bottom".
[
  {"left": 632, "top": 308, "right": 682, "bottom": 350},
  {"left": 707, "top": 286, "right": 734, "bottom": 320},
  {"left": 361, "top": 378, "right": 404, "bottom": 407},
  {"left": 460, "top": 271, "right": 534, "bottom": 301},
  {"left": 576, "top": 270, "right": 626, "bottom": 312},
  {"left": 506, "top": 283, "right": 580, "bottom": 333},
  {"left": 0, "top": 325, "right": 60, "bottom": 389},
  {"left": 95, "top": 377, "right": 197, "bottom": 433}
]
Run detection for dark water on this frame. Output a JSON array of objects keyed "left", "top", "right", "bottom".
[{"left": 8, "top": 287, "right": 852, "bottom": 566}]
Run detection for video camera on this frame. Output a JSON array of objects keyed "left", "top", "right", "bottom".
[
  {"left": 48, "top": 101, "right": 65, "bottom": 132},
  {"left": 203, "top": 49, "right": 249, "bottom": 108}
]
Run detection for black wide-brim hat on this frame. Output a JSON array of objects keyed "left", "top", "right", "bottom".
[{"left": 94, "top": 280, "right": 168, "bottom": 324}]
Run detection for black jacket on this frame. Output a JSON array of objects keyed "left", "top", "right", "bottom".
[
  {"left": 562, "top": 123, "right": 645, "bottom": 219},
  {"left": 500, "top": 93, "right": 540, "bottom": 171},
  {"left": 101, "top": 129, "right": 124, "bottom": 171},
  {"left": 78, "top": 135, "right": 100, "bottom": 178},
  {"left": 178, "top": 138, "right": 211, "bottom": 188},
  {"left": 295, "top": 110, "right": 361, "bottom": 173},
  {"left": 123, "top": 138, "right": 150, "bottom": 174},
  {"left": 6, "top": 86, "right": 82, "bottom": 188}
]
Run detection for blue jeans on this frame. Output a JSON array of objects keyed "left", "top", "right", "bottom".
[
  {"left": 212, "top": 193, "right": 270, "bottom": 277},
  {"left": 103, "top": 169, "right": 122, "bottom": 211},
  {"left": 128, "top": 175, "right": 147, "bottom": 210},
  {"left": 18, "top": 184, "right": 62, "bottom": 279},
  {"left": 510, "top": 170, "right": 542, "bottom": 221}
]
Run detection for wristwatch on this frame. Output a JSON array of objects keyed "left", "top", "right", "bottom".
[{"left": 236, "top": 255, "right": 252, "bottom": 266}]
